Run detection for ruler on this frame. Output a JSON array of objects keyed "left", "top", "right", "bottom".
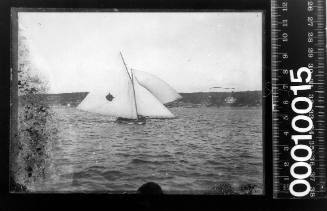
[{"left": 271, "top": 0, "right": 326, "bottom": 198}]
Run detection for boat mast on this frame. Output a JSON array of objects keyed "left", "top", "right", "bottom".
[
  {"left": 119, "top": 51, "right": 139, "bottom": 118},
  {"left": 130, "top": 70, "right": 139, "bottom": 116}
]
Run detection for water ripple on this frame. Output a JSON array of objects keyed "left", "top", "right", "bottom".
[{"left": 37, "top": 106, "right": 263, "bottom": 193}]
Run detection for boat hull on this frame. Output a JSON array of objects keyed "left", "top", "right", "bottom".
[{"left": 115, "top": 116, "right": 146, "bottom": 125}]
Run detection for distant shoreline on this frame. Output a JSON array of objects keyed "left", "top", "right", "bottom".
[{"left": 19, "top": 90, "right": 262, "bottom": 108}]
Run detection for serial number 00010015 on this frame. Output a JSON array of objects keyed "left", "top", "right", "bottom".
[{"left": 288, "top": 67, "right": 314, "bottom": 197}]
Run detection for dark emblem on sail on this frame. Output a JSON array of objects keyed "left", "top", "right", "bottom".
[{"left": 105, "top": 93, "right": 114, "bottom": 101}]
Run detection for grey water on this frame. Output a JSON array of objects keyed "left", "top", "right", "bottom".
[{"left": 34, "top": 106, "right": 263, "bottom": 194}]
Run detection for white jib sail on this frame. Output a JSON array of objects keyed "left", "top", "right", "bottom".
[
  {"left": 133, "top": 73, "right": 175, "bottom": 118},
  {"left": 77, "top": 60, "right": 137, "bottom": 119},
  {"left": 132, "top": 69, "right": 182, "bottom": 104}
]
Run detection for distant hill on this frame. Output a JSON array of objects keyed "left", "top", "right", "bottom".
[
  {"left": 175, "top": 91, "right": 262, "bottom": 107},
  {"left": 19, "top": 92, "right": 89, "bottom": 107},
  {"left": 19, "top": 91, "right": 262, "bottom": 107}
]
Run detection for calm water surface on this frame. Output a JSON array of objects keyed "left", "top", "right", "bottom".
[{"left": 34, "top": 106, "right": 263, "bottom": 193}]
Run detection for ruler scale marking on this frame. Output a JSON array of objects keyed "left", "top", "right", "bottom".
[{"left": 271, "top": 0, "right": 326, "bottom": 199}]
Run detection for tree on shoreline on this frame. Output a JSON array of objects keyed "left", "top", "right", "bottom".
[{"left": 10, "top": 26, "right": 57, "bottom": 192}]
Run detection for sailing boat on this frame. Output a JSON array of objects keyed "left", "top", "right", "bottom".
[
  {"left": 224, "top": 88, "right": 236, "bottom": 105},
  {"left": 77, "top": 52, "right": 182, "bottom": 124}
]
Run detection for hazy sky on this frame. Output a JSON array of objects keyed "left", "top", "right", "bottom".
[{"left": 19, "top": 12, "right": 262, "bottom": 93}]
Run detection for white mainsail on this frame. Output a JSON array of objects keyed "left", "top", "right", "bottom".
[
  {"left": 132, "top": 69, "right": 182, "bottom": 104},
  {"left": 132, "top": 72, "right": 175, "bottom": 118},
  {"left": 77, "top": 58, "right": 138, "bottom": 119}
]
